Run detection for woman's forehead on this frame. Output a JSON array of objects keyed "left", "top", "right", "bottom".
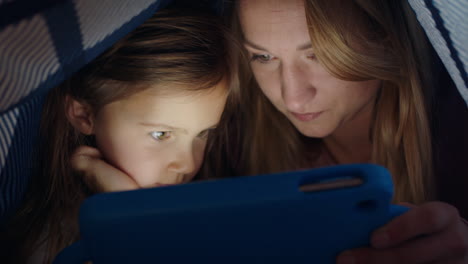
[
  {"left": 239, "top": 0, "right": 305, "bottom": 18},
  {"left": 239, "top": 0, "right": 307, "bottom": 33},
  {"left": 239, "top": 0, "right": 310, "bottom": 48}
]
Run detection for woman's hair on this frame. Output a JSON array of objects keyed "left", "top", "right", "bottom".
[
  {"left": 213, "top": 0, "right": 436, "bottom": 204},
  {"left": 3, "top": 7, "right": 233, "bottom": 264},
  {"left": 303, "top": 0, "right": 435, "bottom": 203}
]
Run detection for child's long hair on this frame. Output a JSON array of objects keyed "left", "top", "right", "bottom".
[
  {"left": 212, "top": 0, "right": 437, "bottom": 204},
  {"left": 3, "top": 7, "right": 233, "bottom": 264}
]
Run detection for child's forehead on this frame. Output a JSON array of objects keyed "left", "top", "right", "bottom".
[
  {"left": 151, "top": 79, "right": 228, "bottom": 94},
  {"left": 98, "top": 82, "right": 228, "bottom": 131},
  {"left": 135, "top": 80, "right": 228, "bottom": 99},
  {"left": 114, "top": 82, "right": 228, "bottom": 109}
]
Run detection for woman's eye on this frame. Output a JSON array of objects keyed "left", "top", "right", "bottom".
[
  {"left": 251, "top": 53, "right": 274, "bottom": 63},
  {"left": 306, "top": 53, "right": 317, "bottom": 60},
  {"left": 150, "top": 131, "right": 172, "bottom": 141}
]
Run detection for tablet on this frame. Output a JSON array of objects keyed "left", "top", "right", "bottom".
[{"left": 53, "top": 163, "right": 408, "bottom": 264}]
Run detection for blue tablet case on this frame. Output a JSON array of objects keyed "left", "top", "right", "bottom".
[{"left": 53, "top": 164, "right": 408, "bottom": 264}]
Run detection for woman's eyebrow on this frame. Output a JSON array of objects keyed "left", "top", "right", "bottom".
[
  {"left": 297, "top": 42, "right": 312, "bottom": 51},
  {"left": 244, "top": 39, "right": 269, "bottom": 52},
  {"left": 244, "top": 39, "right": 312, "bottom": 51}
]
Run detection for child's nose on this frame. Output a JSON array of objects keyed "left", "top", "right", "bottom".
[{"left": 167, "top": 149, "right": 197, "bottom": 176}]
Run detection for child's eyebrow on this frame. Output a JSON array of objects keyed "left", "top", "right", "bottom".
[{"left": 139, "top": 122, "right": 186, "bottom": 133}]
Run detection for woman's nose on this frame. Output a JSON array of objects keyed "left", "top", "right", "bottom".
[{"left": 281, "top": 62, "right": 317, "bottom": 113}]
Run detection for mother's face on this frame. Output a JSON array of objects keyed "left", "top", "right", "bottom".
[{"left": 238, "top": 0, "right": 380, "bottom": 138}]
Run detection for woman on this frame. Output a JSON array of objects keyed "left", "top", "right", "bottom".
[{"left": 205, "top": 0, "right": 468, "bottom": 263}]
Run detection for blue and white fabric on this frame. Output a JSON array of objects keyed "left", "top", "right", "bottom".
[{"left": 408, "top": 0, "right": 468, "bottom": 107}]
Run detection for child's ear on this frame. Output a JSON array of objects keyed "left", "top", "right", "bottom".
[{"left": 65, "top": 95, "right": 95, "bottom": 135}]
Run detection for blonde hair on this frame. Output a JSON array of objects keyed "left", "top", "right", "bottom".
[
  {"left": 202, "top": 6, "right": 315, "bottom": 177},
  {"left": 213, "top": 0, "right": 436, "bottom": 204},
  {"left": 304, "top": 0, "right": 435, "bottom": 203}
]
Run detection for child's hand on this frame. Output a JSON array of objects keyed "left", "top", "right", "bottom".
[
  {"left": 336, "top": 201, "right": 468, "bottom": 264},
  {"left": 71, "top": 146, "right": 139, "bottom": 192}
]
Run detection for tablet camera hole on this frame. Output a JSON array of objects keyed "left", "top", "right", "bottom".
[{"left": 356, "top": 200, "right": 377, "bottom": 213}]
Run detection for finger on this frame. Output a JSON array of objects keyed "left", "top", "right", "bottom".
[
  {"left": 70, "top": 146, "right": 102, "bottom": 172},
  {"left": 428, "top": 255, "right": 468, "bottom": 264},
  {"left": 366, "top": 223, "right": 466, "bottom": 264},
  {"left": 462, "top": 217, "right": 468, "bottom": 227},
  {"left": 371, "top": 201, "right": 460, "bottom": 248},
  {"left": 72, "top": 145, "right": 102, "bottom": 159},
  {"left": 84, "top": 158, "right": 139, "bottom": 192},
  {"left": 337, "top": 226, "right": 466, "bottom": 264},
  {"left": 70, "top": 146, "right": 100, "bottom": 172},
  {"left": 71, "top": 147, "right": 138, "bottom": 192}
]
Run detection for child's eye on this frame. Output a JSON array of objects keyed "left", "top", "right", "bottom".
[
  {"left": 150, "top": 131, "right": 172, "bottom": 141},
  {"left": 251, "top": 53, "right": 274, "bottom": 64}
]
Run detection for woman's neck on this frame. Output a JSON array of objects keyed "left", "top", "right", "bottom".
[{"left": 323, "top": 101, "right": 375, "bottom": 164}]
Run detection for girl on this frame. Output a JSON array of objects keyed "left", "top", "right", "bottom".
[
  {"left": 2, "top": 6, "right": 234, "bottom": 264},
  {"left": 206, "top": 0, "right": 468, "bottom": 263}
]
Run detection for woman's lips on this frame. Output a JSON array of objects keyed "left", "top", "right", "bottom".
[{"left": 290, "top": 111, "right": 323, "bottom": 122}]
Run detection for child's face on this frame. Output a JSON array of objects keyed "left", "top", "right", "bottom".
[{"left": 91, "top": 81, "right": 227, "bottom": 188}]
